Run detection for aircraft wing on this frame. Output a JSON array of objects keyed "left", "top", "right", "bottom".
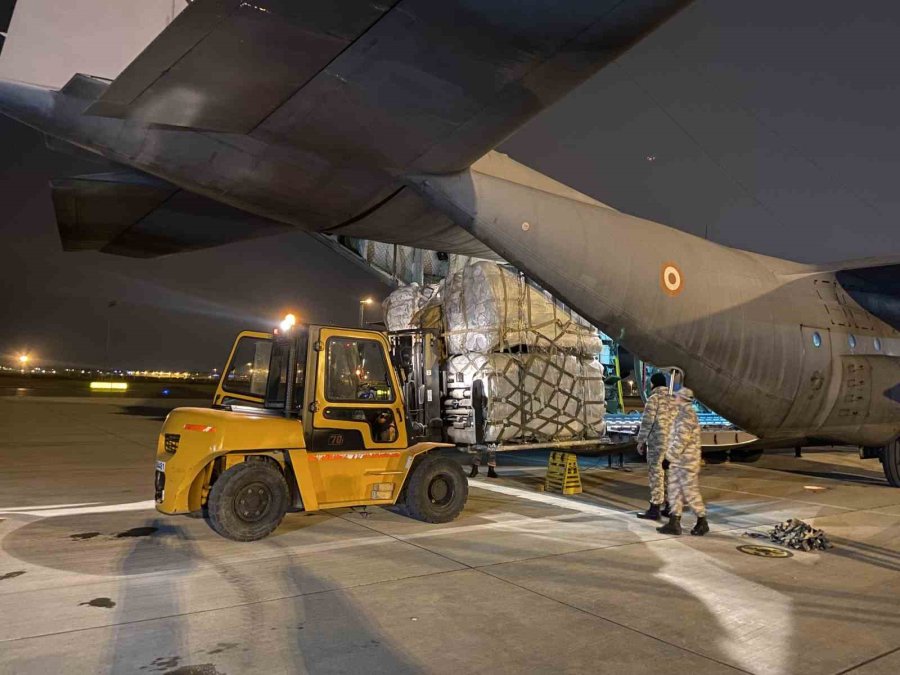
[
  {"left": 11, "top": 0, "right": 691, "bottom": 258},
  {"left": 86, "top": 0, "right": 691, "bottom": 174}
]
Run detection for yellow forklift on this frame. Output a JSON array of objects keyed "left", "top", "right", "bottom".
[{"left": 154, "top": 316, "right": 467, "bottom": 541}]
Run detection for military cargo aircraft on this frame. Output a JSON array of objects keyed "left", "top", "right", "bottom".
[{"left": 1, "top": 0, "right": 898, "bottom": 484}]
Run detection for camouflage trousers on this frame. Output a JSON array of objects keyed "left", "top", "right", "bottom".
[
  {"left": 646, "top": 446, "right": 667, "bottom": 505},
  {"left": 472, "top": 446, "right": 497, "bottom": 468},
  {"left": 668, "top": 461, "right": 706, "bottom": 517}
]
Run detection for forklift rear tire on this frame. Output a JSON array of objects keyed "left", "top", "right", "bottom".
[
  {"left": 883, "top": 438, "right": 900, "bottom": 488},
  {"left": 207, "top": 461, "right": 289, "bottom": 541},
  {"left": 403, "top": 454, "right": 468, "bottom": 523}
]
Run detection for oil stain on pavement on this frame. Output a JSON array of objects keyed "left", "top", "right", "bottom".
[
  {"left": 206, "top": 643, "right": 240, "bottom": 655},
  {"left": 164, "top": 665, "right": 224, "bottom": 675},
  {"left": 116, "top": 526, "right": 159, "bottom": 538}
]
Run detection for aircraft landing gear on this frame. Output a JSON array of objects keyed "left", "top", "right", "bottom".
[{"left": 881, "top": 438, "right": 900, "bottom": 487}]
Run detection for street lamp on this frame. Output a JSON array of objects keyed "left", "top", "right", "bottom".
[
  {"left": 18, "top": 354, "right": 29, "bottom": 373},
  {"left": 359, "top": 297, "right": 373, "bottom": 327}
]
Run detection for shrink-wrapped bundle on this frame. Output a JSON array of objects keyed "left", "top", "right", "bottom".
[
  {"left": 442, "top": 262, "right": 601, "bottom": 355},
  {"left": 382, "top": 283, "right": 439, "bottom": 331}
]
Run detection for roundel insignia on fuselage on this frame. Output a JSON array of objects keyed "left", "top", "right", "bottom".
[{"left": 661, "top": 262, "right": 684, "bottom": 297}]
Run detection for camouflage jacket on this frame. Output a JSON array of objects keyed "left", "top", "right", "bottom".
[
  {"left": 636, "top": 386, "right": 677, "bottom": 451},
  {"left": 666, "top": 399, "right": 702, "bottom": 466}
]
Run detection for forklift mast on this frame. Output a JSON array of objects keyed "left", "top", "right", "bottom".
[{"left": 388, "top": 329, "right": 444, "bottom": 443}]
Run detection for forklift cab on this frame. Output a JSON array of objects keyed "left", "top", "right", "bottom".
[{"left": 213, "top": 324, "right": 409, "bottom": 451}]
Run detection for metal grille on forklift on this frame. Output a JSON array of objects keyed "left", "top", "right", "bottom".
[{"left": 164, "top": 434, "right": 180, "bottom": 454}]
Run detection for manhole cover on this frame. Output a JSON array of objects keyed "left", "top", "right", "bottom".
[{"left": 737, "top": 544, "right": 793, "bottom": 558}]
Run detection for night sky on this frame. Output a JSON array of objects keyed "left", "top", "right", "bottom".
[{"left": 1, "top": 1, "right": 899, "bottom": 370}]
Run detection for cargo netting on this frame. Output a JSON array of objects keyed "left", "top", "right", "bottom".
[{"left": 443, "top": 352, "right": 605, "bottom": 444}]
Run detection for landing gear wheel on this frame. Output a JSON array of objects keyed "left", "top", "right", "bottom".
[
  {"left": 207, "top": 461, "right": 289, "bottom": 541},
  {"left": 403, "top": 455, "right": 468, "bottom": 523},
  {"left": 883, "top": 438, "right": 900, "bottom": 488},
  {"left": 730, "top": 449, "right": 764, "bottom": 463},
  {"left": 703, "top": 450, "right": 728, "bottom": 465}
]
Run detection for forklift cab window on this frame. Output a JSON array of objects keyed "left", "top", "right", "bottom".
[
  {"left": 265, "top": 333, "right": 308, "bottom": 411},
  {"left": 325, "top": 338, "right": 394, "bottom": 402},
  {"left": 223, "top": 337, "right": 273, "bottom": 397}
]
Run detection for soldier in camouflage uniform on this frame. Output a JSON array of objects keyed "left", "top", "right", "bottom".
[
  {"left": 469, "top": 446, "right": 498, "bottom": 478},
  {"left": 657, "top": 387, "right": 709, "bottom": 536},
  {"left": 634, "top": 373, "right": 676, "bottom": 520}
]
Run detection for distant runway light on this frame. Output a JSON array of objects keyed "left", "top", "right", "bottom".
[{"left": 90, "top": 382, "right": 128, "bottom": 391}]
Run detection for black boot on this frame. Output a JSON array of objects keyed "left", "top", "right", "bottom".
[
  {"left": 636, "top": 503, "right": 661, "bottom": 520},
  {"left": 487, "top": 466, "right": 498, "bottom": 478},
  {"left": 661, "top": 502, "right": 671, "bottom": 518},
  {"left": 469, "top": 464, "right": 479, "bottom": 478},
  {"left": 657, "top": 515, "right": 682, "bottom": 535},
  {"left": 690, "top": 516, "right": 710, "bottom": 536}
]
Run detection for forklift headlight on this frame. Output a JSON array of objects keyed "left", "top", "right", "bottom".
[{"left": 279, "top": 313, "right": 297, "bottom": 333}]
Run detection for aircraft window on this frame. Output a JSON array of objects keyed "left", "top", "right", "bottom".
[
  {"left": 223, "top": 337, "right": 273, "bottom": 397},
  {"left": 848, "top": 334, "right": 857, "bottom": 349},
  {"left": 874, "top": 337, "right": 883, "bottom": 352},
  {"left": 325, "top": 337, "right": 395, "bottom": 403},
  {"left": 812, "top": 332, "right": 822, "bottom": 348}
]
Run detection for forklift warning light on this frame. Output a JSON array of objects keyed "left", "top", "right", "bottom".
[{"left": 90, "top": 381, "right": 128, "bottom": 391}]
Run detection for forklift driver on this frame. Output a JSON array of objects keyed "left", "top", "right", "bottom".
[{"left": 372, "top": 410, "right": 398, "bottom": 443}]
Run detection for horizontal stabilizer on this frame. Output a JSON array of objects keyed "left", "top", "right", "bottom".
[{"left": 51, "top": 171, "right": 290, "bottom": 257}]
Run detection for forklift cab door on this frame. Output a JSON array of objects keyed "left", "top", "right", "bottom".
[
  {"left": 214, "top": 331, "right": 274, "bottom": 407},
  {"left": 214, "top": 329, "right": 307, "bottom": 414},
  {"left": 310, "top": 327, "right": 408, "bottom": 450}
]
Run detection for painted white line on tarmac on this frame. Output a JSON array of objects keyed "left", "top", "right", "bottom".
[
  {"left": 2, "top": 481, "right": 624, "bottom": 521},
  {"left": 467, "top": 479, "right": 631, "bottom": 518},
  {"left": 0, "top": 501, "right": 156, "bottom": 517},
  {"left": 0, "top": 502, "right": 103, "bottom": 512}
]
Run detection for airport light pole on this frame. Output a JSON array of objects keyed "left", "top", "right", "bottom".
[
  {"left": 359, "top": 297, "right": 373, "bottom": 327},
  {"left": 18, "top": 354, "right": 29, "bottom": 373},
  {"left": 105, "top": 300, "right": 117, "bottom": 373}
]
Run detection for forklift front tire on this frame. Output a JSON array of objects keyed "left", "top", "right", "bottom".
[
  {"left": 403, "top": 454, "right": 468, "bottom": 523},
  {"left": 207, "top": 461, "right": 289, "bottom": 541}
]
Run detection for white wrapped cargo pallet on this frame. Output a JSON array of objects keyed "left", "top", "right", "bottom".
[
  {"left": 445, "top": 353, "right": 605, "bottom": 445},
  {"left": 382, "top": 283, "right": 439, "bottom": 332},
  {"left": 442, "top": 261, "right": 602, "bottom": 356}
]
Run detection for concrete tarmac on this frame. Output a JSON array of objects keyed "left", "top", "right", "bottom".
[{"left": 1, "top": 397, "right": 898, "bottom": 675}]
